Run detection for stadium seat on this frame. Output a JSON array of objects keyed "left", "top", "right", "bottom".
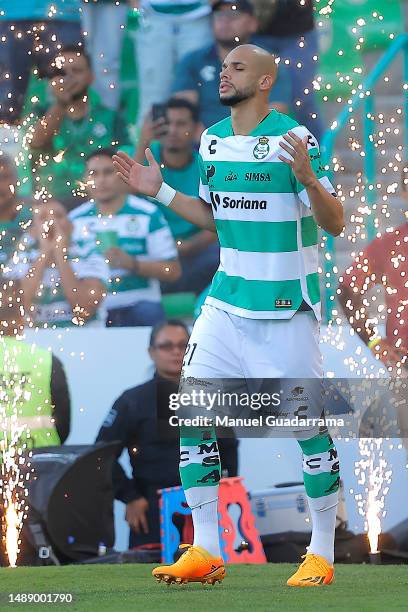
[
  {"left": 162, "top": 292, "right": 196, "bottom": 319},
  {"left": 119, "top": 10, "right": 139, "bottom": 132},
  {"left": 316, "top": 0, "right": 402, "bottom": 100},
  {"left": 333, "top": 0, "right": 403, "bottom": 52},
  {"left": 317, "top": 11, "right": 365, "bottom": 100}
]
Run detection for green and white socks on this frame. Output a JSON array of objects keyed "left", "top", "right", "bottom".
[
  {"left": 180, "top": 425, "right": 222, "bottom": 558},
  {"left": 179, "top": 426, "right": 340, "bottom": 564},
  {"left": 297, "top": 432, "right": 340, "bottom": 564}
]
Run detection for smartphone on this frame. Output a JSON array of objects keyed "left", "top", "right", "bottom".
[{"left": 151, "top": 103, "right": 167, "bottom": 122}]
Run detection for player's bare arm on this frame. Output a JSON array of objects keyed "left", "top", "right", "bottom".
[
  {"left": 112, "top": 150, "right": 216, "bottom": 232},
  {"left": 278, "top": 131, "right": 344, "bottom": 236},
  {"left": 338, "top": 279, "right": 408, "bottom": 369}
]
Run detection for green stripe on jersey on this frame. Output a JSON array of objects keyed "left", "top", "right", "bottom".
[
  {"left": 206, "top": 110, "right": 299, "bottom": 138},
  {"left": 203, "top": 160, "right": 295, "bottom": 193},
  {"left": 209, "top": 271, "right": 303, "bottom": 311},
  {"left": 301, "top": 216, "right": 318, "bottom": 247},
  {"left": 109, "top": 275, "right": 149, "bottom": 292},
  {"left": 306, "top": 273, "right": 320, "bottom": 305},
  {"left": 216, "top": 219, "right": 298, "bottom": 253}
]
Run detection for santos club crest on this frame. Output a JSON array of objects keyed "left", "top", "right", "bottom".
[{"left": 253, "top": 136, "right": 270, "bottom": 160}]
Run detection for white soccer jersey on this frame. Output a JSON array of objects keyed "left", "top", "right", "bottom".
[{"left": 197, "top": 110, "right": 336, "bottom": 320}]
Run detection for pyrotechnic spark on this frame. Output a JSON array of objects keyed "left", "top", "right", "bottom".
[
  {"left": 355, "top": 438, "right": 392, "bottom": 553},
  {"left": 0, "top": 2, "right": 406, "bottom": 561},
  {"left": 317, "top": 0, "right": 336, "bottom": 17},
  {"left": 53, "top": 150, "right": 65, "bottom": 163},
  {"left": 4, "top": 503, "right": 19, "bottom": 567},
  {"left": 0, "top": 338, "right": 31, "bottom": 567}
]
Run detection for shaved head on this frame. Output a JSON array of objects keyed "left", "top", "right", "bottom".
[
  {"left": 219, "top": 44, "right": 278, "bottom": 107},
  {"left": 234, "top": 44, "right": 278, "bottom": 79}
]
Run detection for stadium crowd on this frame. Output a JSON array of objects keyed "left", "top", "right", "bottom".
[
  {"left": 0, "top": 0, "right": 323, "bottom": 549},
  {"left": 0, "top": 0, "right": 321, "bottom": 328},
  {"left": 1, "top": 0, "right": 407, "bottom": 560}
]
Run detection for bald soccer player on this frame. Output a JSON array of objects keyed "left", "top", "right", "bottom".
[{"left": 113, "top": 45, "right": 344, "bottom": 588}]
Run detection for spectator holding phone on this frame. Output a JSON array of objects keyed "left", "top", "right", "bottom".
[
  {"left": 70, "top": 148, "right": 181, "bottom": 326},
  {"left": 135, "top": 98, "right": 219, "bottom": 295},
  {"left": 29, "top": 46, "right": 129, "bottom": 210}
]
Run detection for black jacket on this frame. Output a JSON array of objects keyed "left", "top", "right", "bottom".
[
  {"left": 51, "top": 355, "right": 70, "bottom": 443},
  {"left": 96, "top": 375, "right": 239, "bottom": 503},
  {"left": 259, "top": 0, "right": 314, "bottom": 37}
]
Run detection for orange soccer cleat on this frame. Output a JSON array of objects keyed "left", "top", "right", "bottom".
[
  {"left": 286, "top": 553, "right": 334, "bottom": 587},
  {"left": 152, "top": 544, "right": 226, "bottom": 586}
]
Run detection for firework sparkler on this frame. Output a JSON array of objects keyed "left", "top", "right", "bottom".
[
  {"left": 0, "top": 339, "right": 31, "bottom": 567},
  {"left": 355, "top": 438, "right": 393, "bottom": 563}
]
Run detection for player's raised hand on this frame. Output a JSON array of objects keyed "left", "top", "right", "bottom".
[
  {"left": 112, "top": 149, "right": 163, "bottom": 197},
  {"left": 278, "top": 131, "right": 317, "bottom": 188}
]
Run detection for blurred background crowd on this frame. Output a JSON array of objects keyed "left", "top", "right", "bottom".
[
  {"left": 1, "top": 0, "right": 408, "bottom": 562},
  {"left": 0, "top": 0, "right": 328, "bottom": 556},
  {"left": 1, "top": 0, "right": 407, "bottom": 334},
  {"left": 0, "top": 0, "right": 326, "bottom": 328}
]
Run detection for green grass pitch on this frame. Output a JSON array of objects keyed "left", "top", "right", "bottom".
[{"left": 0, "top": 563, "right": 406, "bottom": 611}]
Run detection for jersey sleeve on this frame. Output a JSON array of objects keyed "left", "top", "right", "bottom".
[
  {"left": 197, "top": 147, "right": 211, "bottom": 205},
  {"left": 146, "top": 208, "right": 178, "bottom": 260},
  {"left": 285, "top": 126, "right": 337, "bottom": 208}
]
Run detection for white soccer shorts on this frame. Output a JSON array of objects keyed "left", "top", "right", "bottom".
[
  {"left": 179, "top": 305, "right": 324, "bottom": 437},
  {"left": 182, "top": 304, "right": 322, "bottom": 379}
]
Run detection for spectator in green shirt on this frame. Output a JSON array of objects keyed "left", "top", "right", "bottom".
[
  {"left": 135, "top": 98, "right": 219, "bottom": 295},
  {"left": 29, "top": 45, "right": 129, "bottom": 210},
  {"left": 70, "top": 148, "right": 181, "bottom": 326},
  {"left": 0, "top": 155, "right": 32, "bottom": 272}
]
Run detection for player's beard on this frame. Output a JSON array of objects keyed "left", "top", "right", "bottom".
[{"left": 220, "top": 84, "right": 256, "bottom": 107}]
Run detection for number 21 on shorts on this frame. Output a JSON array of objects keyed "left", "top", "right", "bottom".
[{"left": 183, "top": 342, "right": 197, "bottom": 367}]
